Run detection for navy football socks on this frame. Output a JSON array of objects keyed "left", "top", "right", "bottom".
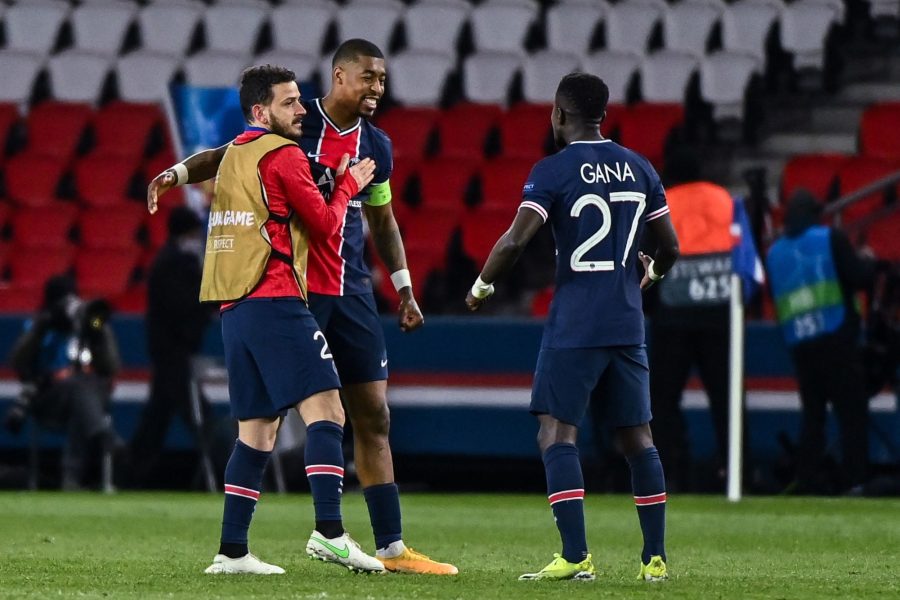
[
  {"left": 305, "top": 421, "right": 346, "bottom": 539},
  {"left": 543, "top": 443, "right": 588, "bottom": 563},
  {"left": 363, "top": 482, "right": 403, "bottom": 550},
  {"left": 219, "top": 439, "right": 271, "bottom": 558},
  {"left": 627, "top": 446, "right": 667, "bottom": 564}
]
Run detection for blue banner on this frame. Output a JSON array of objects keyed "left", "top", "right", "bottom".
[{"left": 168, "top": 84, "right": 245, "bottom": 157}]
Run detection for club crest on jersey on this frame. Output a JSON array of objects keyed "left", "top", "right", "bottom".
[
  {"left": 580, "top": 161, "right": 636, "bottom": 184},
  {"left": 317, "top": 167, "right": 336, "bottom": 199}
]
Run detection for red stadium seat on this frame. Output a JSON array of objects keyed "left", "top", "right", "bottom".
[
  {"left": 376, "top": 107, "right": 439, "bottom": 159},
  {"left": 74, "top": 154, "right": 141, "bottom": 207},
  {"left": 75, "top": 248, "right": 140, "bottom": 299},
  {"left": 387, "top": 156, "right": 419, "bottom": 206},
  {"left": 836, "top": 157, "right": 900, "bottom": 222},
  {"left": 865, "top": 211, "right": 900, "bottom": 261},
  {"left": 781, "top": 154, "right": 850, "bottom": 203},
  {"left": 618, "top": 103, "right": 684, "bottom": 168},
  {"left": 111, "top": 282, "right": 147, "bottom": 314},
  {"left": 860, "top": 102, "right": 900, "bottom": 161},
  {"left": 92, "top": 101, "right": 164, "bottom": 159},
  {"left": 0, "top": 283, "right": 43, "bottom": 314},
  {"left": 460, "top": 206, "right": 516, "bottom": 264},
  {"left": 602, "top": 103, "right": 626, "bottom": 140},
  {"left": 499, "top": 103, "right": 553, "bottom": 160},
  {"left": 478, "top": 157, "right": 533, "bottom": 209},
  {"left": 396, "top": 206, "right": 461, "bottom": 254},
  {"left": 145, "top": 206, "right": 173, "bottom": 249},
  {"left": 4, "top": 153, "right": 68, "bottom": 207},
  {"left": 8, "top": 247, "right": 76, "bottom": 287},
  {"left": 417, "top": 158, "right": 479, "bottom": 210},
  {"left": 437, "top": 102, "right": 502, "bottom": 158},
  {"left": 78, "top": 206, "right": 146, "bottom": 250},
  {"left": 11, "top": 204, "right": 78, "bottom": 249},
  {"left": 24, "top": 101, "right": 93, "bottom": 160},
  {"left": 0, "top": 103, "right": 21, "bottom": 162}
]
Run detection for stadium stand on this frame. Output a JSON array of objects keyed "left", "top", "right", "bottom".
[{"left": 0, "top": 0, "right": 897, "bottom": 318}]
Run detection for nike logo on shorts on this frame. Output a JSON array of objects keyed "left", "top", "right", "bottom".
[{"left": 380, "top": 359, "right": 388, "bottom": 367}]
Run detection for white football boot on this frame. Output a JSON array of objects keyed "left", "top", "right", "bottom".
[
  {"left": 305, "top": 530, "right": 386, "bottom": 573},
  {"left": 204, "top": 553, "right": 285, "bottom": 575}
]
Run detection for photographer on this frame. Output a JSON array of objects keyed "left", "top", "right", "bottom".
[{"left": 5, "top": 275, "right": 121, "bottom": 490}]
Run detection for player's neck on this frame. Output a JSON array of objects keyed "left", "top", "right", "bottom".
[
  {"left": 320, "top": 95, "right": 359, "bottom": 130},
  {"left": 569, "top": 127, "right": 604, "bottom": 144}
]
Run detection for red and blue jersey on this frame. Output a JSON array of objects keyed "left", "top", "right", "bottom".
[
  {"left": 300, "top": 98, "right": 393, "bottom": 296},
  {"left": 520, "top": 140, "right": 669, "bottom": 348}
]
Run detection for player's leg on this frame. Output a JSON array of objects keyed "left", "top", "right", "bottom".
[
  {"left": 648, "top": 324, "right": 695, "bottom": 491},
  {"left": 608, "top": 346, "right": 667, "bottom": 581},
  {"left": 206, "top": 305, "right": 284, "bottom": 575},
  {"left": 520, "top": 348, "right": 599, "bottom": 581},
  {"left": 297, "top": 389, "right": 384, "bottom": 573},
  {"left": 246, "top": 299, "right": 381, "bottom": 573},
  {"left": 792, "top": 345, "right": 830, "bottom": 493},
  {"left": 328, "top": 294, "right": 457, "bottom": 574}
]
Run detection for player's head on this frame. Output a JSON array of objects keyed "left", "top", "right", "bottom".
[
  {"left": 784, "top": 189, "right": 822, "bottom": 237},
  {"left": 239, "top": 64, "right": 307, "bottom": 139},
  {"left": 328, "top": 38, "right": 386, "bottom": 118},
  {"left": 663, "top": 148, "right": 702, "bottom": 186},
  {"left": 552, "top": 72, "right": 609, "bottom": 147}
]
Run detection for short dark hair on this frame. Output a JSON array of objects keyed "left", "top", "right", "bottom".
[
  {"left": 555, "top": 72, "right": 609, "bottom": 122},
  {"left": 332, "top": 38, "right": 384, "bottom": 68},
  {"left": 239, "top": 64, "right": 297, "bottom": 123}
]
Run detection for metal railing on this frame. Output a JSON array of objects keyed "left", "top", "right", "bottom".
[{"left": 823, "top": 169, "right": 900, "bottom": 233}]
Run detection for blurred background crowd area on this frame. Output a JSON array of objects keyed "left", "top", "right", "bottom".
[{"left": 0, "top": 0, "right": 897, "bottom": 315}]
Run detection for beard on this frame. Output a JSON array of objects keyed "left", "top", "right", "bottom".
[{"left": 269, "top": 113, "right": 302, "bottom": 140}]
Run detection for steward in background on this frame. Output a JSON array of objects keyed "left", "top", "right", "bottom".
[
  {"left": 767, "top": 190, "right": 875, "bottom": 494},
  {"left": 646, "top": 150, "right": 762, "bottom": 492}
]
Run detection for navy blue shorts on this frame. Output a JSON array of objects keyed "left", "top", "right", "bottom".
[
  {"left": 221, "top": 298, "right": 341, "bottom": 420},
  {"left": 531, "top": 345, "right": 652, "bottom": 427},
  {"left": 308, "top": 292, "right": 388, "bottom": 385}
]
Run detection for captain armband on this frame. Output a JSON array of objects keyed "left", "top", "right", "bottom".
[
  {"left": 168, "top": 162, "right": 189, "bottom": 186},
  {"left": 365, "top": 180, "right": 393, "bottom": 207}
]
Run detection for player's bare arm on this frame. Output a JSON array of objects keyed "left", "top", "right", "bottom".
[
  {"left": 146, "top": 143, "right": 230, "bottom": 214},
  {"left": 365, "top": 202, "right": 424, "bottom": 332},
  {"left": 639, "top": 213, "right": 680, "bottom": 290},
  {"left": 466, "top": 208, "right": 545, "bottom": 312}
]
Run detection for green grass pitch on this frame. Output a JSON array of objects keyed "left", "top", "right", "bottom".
[{"left": 0, "top": 492, "right": 897, "bottom": 599}]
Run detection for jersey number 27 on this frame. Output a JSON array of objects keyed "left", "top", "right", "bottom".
[{"left": 570, "top": 191, "right": 646, "bottom": 272}]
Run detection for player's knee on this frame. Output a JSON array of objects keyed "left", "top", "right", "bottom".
[
  {"left": 352, "top": 401, "right": 390, "bottom": 438},
  {"left": 615, "top": 424, "right": 655, "bottom": 459}
]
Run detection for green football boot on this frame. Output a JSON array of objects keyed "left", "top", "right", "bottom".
[
  {"left": 637, "top": 555, "right": 668, "bottom": 581},
  {"left": 519, "top": 553, "right": 596, "bottom": 581}
]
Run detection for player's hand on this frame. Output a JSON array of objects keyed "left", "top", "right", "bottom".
[
  {"left": 639, "top": 251, "right": 654, "bottom": 290},
  {"left": 465, "top": 290, "right": 488, "bottom": 311},
  {"left": 398, "top": 291, "right": 424, "bottom": 332},
  {"left": 147, "top": 169, "right": 176, "bottom": 215},
  {"left": 337, "top": 153, "right": 376, "bottom": 190}
]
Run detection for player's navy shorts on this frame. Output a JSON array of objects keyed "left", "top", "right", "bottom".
[
  {"left": 221, "top": 298, "right": 341, "bottom": 420},
  {"left": 308, "top": 291, "right": 388, "bottom": 385},
  {"left": 531, "top": 345, "right": 652, "bottom": 427}
]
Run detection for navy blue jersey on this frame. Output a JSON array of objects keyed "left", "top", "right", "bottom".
[
  {"left": 299, "top": 98, "right": 393, "bottom": 296},
  {"left": 521, "top": 140, "right": 669, "bottom": 348}
]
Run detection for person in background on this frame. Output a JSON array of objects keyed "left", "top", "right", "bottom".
[
  {"left": 130, "top": 206, "right": 214, "bottom": 487},
  {"left": 646, "top": 150, "right": 763, "bottom": 492},
  {"left": 5, "top": 275, "right": 120, "bottom": 489},
  {"left": 766, "top": 190, "right": 875, "bottom": 494}
]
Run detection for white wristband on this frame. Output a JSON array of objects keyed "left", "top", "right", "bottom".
[
  {"left": 647, "top": 260, "right": 663, "bottom": 281},
  {"left": 471, "top": 275, "right": 495, "bottom": 299},
  {"left": 170, "top": 162, "right": 189, "bottom": 186},
  {"left": 390, "top": 268, "right": 412, "bottom": 292}
]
